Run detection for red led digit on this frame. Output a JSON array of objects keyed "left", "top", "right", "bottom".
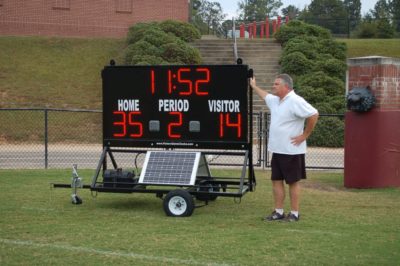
[
  {"left": 128, "top": 111, "right": 143, "bottom": 138},
  {"left": 168, "top": 112, "right": 182, "bottom": 138},
  {"left": 151, "top": 70, "right": 155, "bottom": 94},
  {"left": 113, "top": 111, "right": 126, "bottom": 137},
  {"left": 219, "top": 113, "right": 224, "bottom": 137},
  {"left": 177, "top": 68, "right": 192, "bottom": 95},
  {"left": 195, "top": 68, "right": 210, "bottom": 96},
  {"left": 168, "top": 70, "right": 172, "bottom": 94},
  {"left": 219, "top": 113, "right": 242, "bottom": 138},
  {"left": 226, "top": 113, "right": 241, "bottom": 138}
]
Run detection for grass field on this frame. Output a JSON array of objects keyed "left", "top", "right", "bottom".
[
  {"left": 340, "top": 38, "right": 400, "bottom": 58},
  {"left": 0, "top": 169, "right": 399, "bottom": 265}
]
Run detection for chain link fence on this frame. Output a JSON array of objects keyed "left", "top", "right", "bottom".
[{"left": 0, "top": 108, "right": 344, "bottom": 170}]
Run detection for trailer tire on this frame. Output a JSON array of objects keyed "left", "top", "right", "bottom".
[{"left": 163, "top": 190, "right": 194, "bottom": 217}]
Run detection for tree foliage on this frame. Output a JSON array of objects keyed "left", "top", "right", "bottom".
[
  {"left": 237, "top": 0, "right": 283, "bottom": 21},
  {"left": 191, "top": 0, "right": 226, "bottom": 34},
  {"left": 354, "top": 0, "right": 397, "bottom": 38},
  {"left": 300, "top": 0, "right": 348, "bottom": 34},
  {"left": 281, "top": 5, "right": 301, "bottom": 20},
  {"left": 344, "top": 0, "right": 361, "bottom": 30},
  {"left": 389, "top": 0, "right": 400, "bottom": 31}
]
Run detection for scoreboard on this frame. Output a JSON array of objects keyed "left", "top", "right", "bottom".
[{"left": 102, "top": 65, "right": 250, "bottom": 149}]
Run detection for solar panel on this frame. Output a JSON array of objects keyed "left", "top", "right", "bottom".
[{"left": 139, "top": 151, "right": 201, "bottom": 186}]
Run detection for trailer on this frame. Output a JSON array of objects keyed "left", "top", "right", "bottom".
[{"left": 52, "top": 62, "right": 256, "bottom": 217}]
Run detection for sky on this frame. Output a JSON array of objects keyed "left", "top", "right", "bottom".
[{"left": 215, "top": 0, "right": 379, "bottom": 19}]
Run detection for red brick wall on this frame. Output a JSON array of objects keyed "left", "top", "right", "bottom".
[
  {"left": 347, "top": 56, "right": 400, "bottom": 110},
  {"left": 0, "top": 0, "right": 189, "bottom": 38}
]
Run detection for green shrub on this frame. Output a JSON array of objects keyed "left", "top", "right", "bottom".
[
  {"left": 130, "top": 55, "right": 168, "bottom": 65},
  {"left": 313, "top": 102, "right": 337, "bottom": 114},
  {"left": 317, "top": 39, "right": 347, "bottom": 60},
  {"left": 275, "top": 20, "right": 331, "bottom": 45},
  {"left": 126, "top": 22, "right": 160, "bottom": 45},
  {"left": 159, "top": 20, "right": 201, "bottom": 42},
  {"left": 308, "top": 117, "right": 344, "bottom": 147},
  {"left": 295, "top": 86, "right": 327, "bottom": 105},
  {"left": 283, "top": 37, "right": 319, "bottom": 59},
  {"left": 124, "top": 20, "right": 202, "bottom": 65},
  {"left": 281, "top": 52, "right": 314, "bottom": 76},
  {"left": 141, "top": 28, "right": 177, "bottom": 47},
  {"left": 161, "top": 42, "right": 201, "bottom": 64},
  {"left": 327, "top": 95, "right": 346, "bottom": 113},
  {"left": 123, "top": 40, "right": 161, "bottom": 64},
  {"left": 297, "top": 72, "right": 344, "bottom": 97},
  {"left": 376, "top": 18, "right": 395, "bottom": 38},
  {"left": 314, "top": 58, "right": 347, "bottom": 79},
  {"left": 356, "top": 21, "right": 377, "bottom": 38}
]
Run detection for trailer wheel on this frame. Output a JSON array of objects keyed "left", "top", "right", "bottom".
[{"left": 163, "top": 190, "right": 194, "bottom": 217}]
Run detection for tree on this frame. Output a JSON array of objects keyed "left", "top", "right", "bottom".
[
  {"left": 281, "top": 5, "right": 301, "bottom": 20},
  {"left": 300, "top": 0, "right": 348, "bottom": 34},
  {"left": 371, "top": 0, "right": 395, "bottom": 37},
  {"left": 344, "top": 0, "right": 361, "bottom": 30},
  {"left": 238, "top": 0, "right": 283, "bottom": 22},
  {"left": 389, "top": 0, "right": 400, "bottom": 31},
  {"left": 191, "top": 0, "right": 226, "bottom": 34},
  {"left": 372, "top": 0, "right": 391, "bottom": 18}
]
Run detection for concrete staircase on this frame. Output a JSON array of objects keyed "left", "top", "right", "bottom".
[{"left": 191, "top": 38, "right": 282, "bottom": 113}]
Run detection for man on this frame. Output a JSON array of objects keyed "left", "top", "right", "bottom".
[{"left": 250, "top": 74, "right": 318, "bottom": 222}]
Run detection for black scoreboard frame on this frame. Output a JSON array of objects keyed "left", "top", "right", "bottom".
[
  {"left": 52, "top": 63, "right": 256, "bottom": 217},
  {"left": 101, "top": 64, "right": 251, "bottom": 150}
]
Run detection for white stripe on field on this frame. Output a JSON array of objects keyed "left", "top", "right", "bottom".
[{"left": 0, "top": 238, "right": 233, "bottom": 266}]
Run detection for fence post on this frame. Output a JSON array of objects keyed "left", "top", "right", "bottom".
[
  {"left": 248, "top": 24, "right": 252, "bottom": 38},
  {"left": 253, "top": 21, "right": 257, "bottom": 38},
  {"left": 277, "top": 16, "right": 281, "bottom": 29},
  {"left": 265, "top": 17, "right": 269, "bottom": 39},
  {"left": 260, "top": 22, "right": 264, "bottom": 38},
  {"left": 240, "top": 23, "right": 244, "bottom": 38},
  {"left": 44, "top": 109, "right": 48, "bottom": 169}
]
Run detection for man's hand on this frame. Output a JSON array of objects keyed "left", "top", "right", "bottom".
[
  {"left": 250, "top": 76, "right": 268, "bottom": 99},
  {"left": 291, "top": 134, "right": 307, "bottom": 146},
  {"left": 250, "top": 77, "right": 256, "bottom": 88},
  {"left": 291, "top": 113, "right": 319, "bottom": 146}
]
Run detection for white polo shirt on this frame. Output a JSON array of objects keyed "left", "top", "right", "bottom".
[{"left": 265, "top": 91, "right": 318, "bottom": 155}]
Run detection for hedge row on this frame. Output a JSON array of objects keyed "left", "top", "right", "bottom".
[
  {"left": 123, "top": 20, "right": 201, "bottom": 65},
  {"left": 275, "top": 21, "right": 347, "bottom": 147}
]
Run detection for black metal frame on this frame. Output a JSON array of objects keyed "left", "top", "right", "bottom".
[{"left": 84, "top": 147, "right": 255, "bottom": 199}]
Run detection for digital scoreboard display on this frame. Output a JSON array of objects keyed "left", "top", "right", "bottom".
[{"left": 102, "top": 65, "right": 249, "bottom": 149}]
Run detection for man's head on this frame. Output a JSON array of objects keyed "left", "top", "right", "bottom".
[{"left": 272, "top": 74, "right": 293, "bottom": 99}]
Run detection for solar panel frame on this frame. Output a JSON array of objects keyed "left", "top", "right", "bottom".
[{"left": 139, "top": 151, "right": 201, "bottom": 186}]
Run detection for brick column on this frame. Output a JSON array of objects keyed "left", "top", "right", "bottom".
[{"left": 345, "top": 56, "right": 400, "bottom": 188}]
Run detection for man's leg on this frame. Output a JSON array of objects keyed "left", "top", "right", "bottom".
[
  {"left": 288, "top": 181, "right": 300, "bottom": 212},
  {"left": 272, "top": 180, "right": 285, "bottom": 209}
]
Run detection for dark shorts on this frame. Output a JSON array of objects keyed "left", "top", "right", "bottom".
[{"left": 271, "top": 153, "right": 306, "bottom": 184}]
